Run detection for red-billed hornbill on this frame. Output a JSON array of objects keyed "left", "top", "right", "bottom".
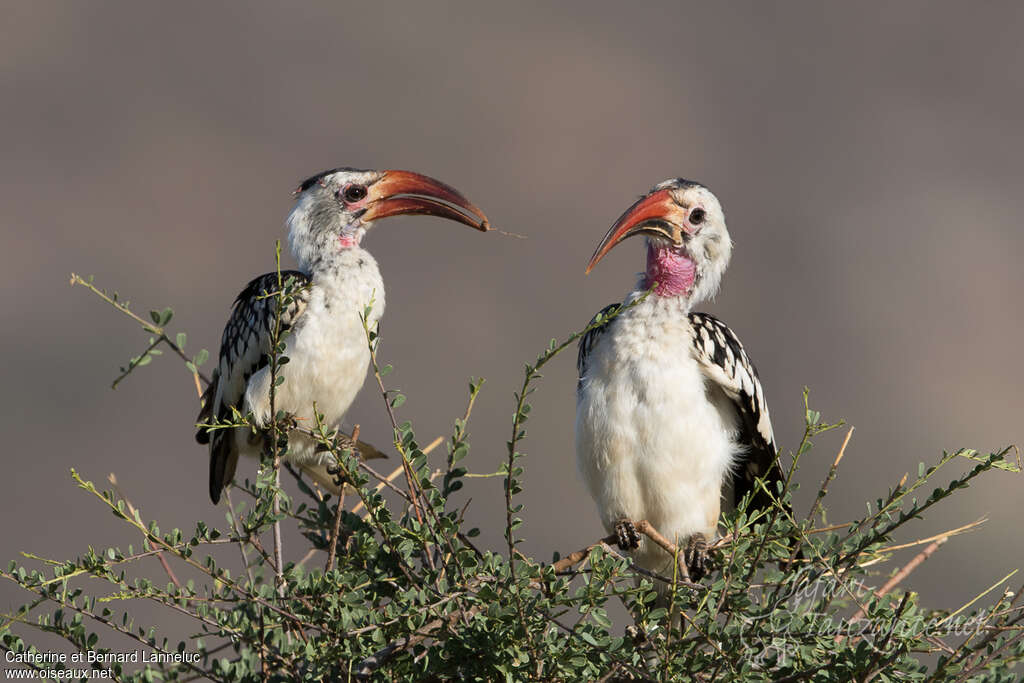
[
  {"left": 575, "top": 178, "right": 784, "bottom": 581},
  {"left": 196, "top": 168, "right": 489, "bottom": 504}
]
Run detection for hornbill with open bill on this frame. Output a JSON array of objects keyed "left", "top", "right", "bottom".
[
  {"left": 196, "top": 168, "right": 490, "bottom": 503},
  {"left": 575, "top": 178, "right": 785, "bottom": 582}
]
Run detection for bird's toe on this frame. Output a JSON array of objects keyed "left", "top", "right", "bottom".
[
  {"left": 684, "top": 534, "right": 711, "bottom": 581},
  {"left": 614, "top": 519, "right": 641, "bottom": 551}
]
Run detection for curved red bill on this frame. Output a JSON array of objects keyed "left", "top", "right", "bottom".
[
  {"left": 363, "top": 170, "right": 490, "bottom": 231},
  {"left": 585, "top": 189, "right": 679, "bottom": 273}
]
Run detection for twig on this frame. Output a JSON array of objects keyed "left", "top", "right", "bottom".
[
  {"left": 420, "top": 435, "right": 444, "bottom": 455},
  {"left": 361, "top": 313, "right": 427, "bottom": 532},
  {"left": 550, "top": 527, "right": 703, "bottom": 592},
  {"left": 874, "top": 538, "right": 946, "bottom": 598},
  {"left": 355, "top": 464, "right": 408, "bottom": 515},
  {"left": 860, "top": 592, "right": 912, "bottom": 682},
  {"left": 711, "top": 521, "right": 853, "bottom": 551},
  {"left": 354, "top": 605, "right": 481, "bottom": 679},
  {"left": 806, "top": 426, "right": 853, "bottom": 525},
  {"left": 936, "top": 569, "right": 1019, "bottom": 630},
  {"left": 633, "top": 519, "right": 692, "bottom": 582},
  {"left": 869, "top": 519, "right": 985, "bottom": 555},
  {"left": 69, "top": 273, "right": 211, "bottom": 386},
  {"left": 268, "top": 243, "right": 288, "bottom": 600},
  {"left": 847, "top": 538, "right": 946, "bottom": 626},
  {"left": 551, "top": 534, "right": 618, "bottom": 573},
  {"left": 271, "top": 462, "right": 285, "bottom": 598},
  {"left": 327, "top": 425, "right": 359, "bottom": 572},
  {"left": 107, "top": 473, "right": 182, "bottom": 591}
]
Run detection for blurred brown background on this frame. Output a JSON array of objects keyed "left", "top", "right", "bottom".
[{"left": 2, "top": 0, "right": 1022, "bottom": 651}]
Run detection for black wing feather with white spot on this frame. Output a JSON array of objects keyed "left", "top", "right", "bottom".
[
  {"left": 688, "top": 312, "right": 784, "bottom": 512},
  {"left": 196, "top": 270, "right": 311, "bottom": 503},
  {"left": 577, "top": 303, "right": 621, "bottom": 393}
]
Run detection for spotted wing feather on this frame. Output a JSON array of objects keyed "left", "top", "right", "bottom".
[
  {"left": 688, "top": 312, "right": 784, "bottom": 513},
  {"left": 577, "top": 303, "right": 621, "bottom": 393},
  {"left": 195, "top": 271, "right": 311, "bottom": 503}
]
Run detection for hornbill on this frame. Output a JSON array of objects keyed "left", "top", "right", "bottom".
[
  {"left": 575, "top": 178, "right": 784, "bottom": 582},
  {"left": 196, "top": 168, "right": 489, "bottom": 504}
]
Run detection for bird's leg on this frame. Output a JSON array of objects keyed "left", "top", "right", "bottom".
[
  {"left": 259, "top": 411, "right": 299, "bottom": 457},
  {"left": 613, "top": 519, "right": 641, "bottom": 551},
  {"left": 683, "top": 533, "right": 710, "bottom": 581},
  {"left": 278, "top": 411, "right": 299, "bottom": 432},
  {"left": 323, "top": 458, "right": 348, "bottom": 489},
  {"left": 318, "top": 440, "right": 348, "bottom": 489}
]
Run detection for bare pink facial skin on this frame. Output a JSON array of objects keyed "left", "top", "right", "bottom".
[
  {"left": 643, "top": 242, "right": 696, "bottom": 297},
  {"left": 338, "top": 235, "right": 358, "bottom": 248}
]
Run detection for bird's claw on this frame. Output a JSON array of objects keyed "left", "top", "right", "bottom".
[
  {"left": 259, "top": 411, "right": 299, "bottom": 456},
  {"left": 278, "top": 411, "right": 299, "bottom": 432},
  {"left": 325, "top": 462, "right": 349, "bottom": 489},
  {"left": 614, "top": 519, "right": 641, "bottom": 551},
  {"left": 684, "top": 534, "right": 710, "bottom": 581}
]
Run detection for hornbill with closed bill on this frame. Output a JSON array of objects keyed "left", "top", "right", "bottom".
[{"left": 196, "top": 168, "right": 490, "bottom": 503}]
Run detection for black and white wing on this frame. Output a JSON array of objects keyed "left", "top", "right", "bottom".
[
  {"left": 577, "top": 303, "right": 621, "bottom": 393},
  {"left": 196, "top": 271, "right": 311, "bottom": 503},
  {"left": 688, "top": 312, "right": 784, "bottom": 513}
]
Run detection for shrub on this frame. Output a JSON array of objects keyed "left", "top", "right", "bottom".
[{"left": 2, "top": 263, "right": 1021, "bottom": 681}]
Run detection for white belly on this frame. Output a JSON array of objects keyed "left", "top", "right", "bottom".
[
  {"left": 278, "top": 294, "right": 374, "bottom": 427},
  {"left": 575, "top": 299, "right": 738, "bottom": 571},
  {"left": 244, "top": 250, "right": 385, "bottom": 469}
]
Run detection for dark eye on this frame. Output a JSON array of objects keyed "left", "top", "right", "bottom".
[
  {"left": 690, "top": 208, "right": 706, "bottom": 225},
  {"left": 341, "top": 184, "right": 367, "bottom": 203}
]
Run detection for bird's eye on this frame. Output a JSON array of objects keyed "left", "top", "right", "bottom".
[
  {"left": 341, "top": 185, "right": 367, "bottom": 203},
  {"left": 690, "top": 208, "right": 706, "bottom": 225}
]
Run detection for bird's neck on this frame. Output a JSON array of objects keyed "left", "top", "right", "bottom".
[
  {"left": 642, "top": 242, "right": 696, "bottom": 298},
  {"left": 302, "top": 245, "right": 386, "bottom": 324},
  {"left": 301, "top": 243, "right": 375, "bottom": 281},
  {"left": 287, "top": 200, "right": 370, "bottom": 275}
]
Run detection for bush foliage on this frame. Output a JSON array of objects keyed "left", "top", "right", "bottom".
[{"left": 1, "top": 265, "right": 1022, "bottom": 681}]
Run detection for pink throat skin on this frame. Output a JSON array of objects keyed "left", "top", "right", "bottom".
[
  {"left": 338, "top": 235, "right": 358, "bottom": 249},
  {"left": 643, "top": 242, "right": 696, "bottom": 297}
]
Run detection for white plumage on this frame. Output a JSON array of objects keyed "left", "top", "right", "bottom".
[
  {"left": 197, "top": 167, "right": 489, "bottom": 503},
  {"left": 576, "top": 294, "right": 740, "bottom": 575},
  {"left": 576, "top": 179, "right": 782, "bottom": 582}
]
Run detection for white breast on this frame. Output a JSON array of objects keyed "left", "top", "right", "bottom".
[
  {"left": 575, "top": 294, "right": 739, "bottom": 572},
  {"left": 244, "top": 248, "right": 385, "bottom": 468}
]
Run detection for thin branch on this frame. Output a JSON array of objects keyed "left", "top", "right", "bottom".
[
  {"left": 327, "top": 424, "right": 359, "bottom": 572},
  {"left": 268, "top": 242, "right": 287, "bottom": 600},
  {"left": 361, "top": 312, "right": 427, "bottom": 531},
  {"left": 805, "top": 426, "right": 853, "bottom": 525},
  {"left": 107, "top": 473, "right": 182, "bottom": 592},
  {"left": 69, "top": 273, "right": 211, "bottom": 386},
  {"left": 847, "top": 538, "right": 946, "bottom": 626}
]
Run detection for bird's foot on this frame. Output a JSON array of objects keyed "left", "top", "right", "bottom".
[
  {"left": 325, "top": 461, "right": 349, "bottom": 489},
  {"left": 277, "top": 411, "right": 300, "bottom": 432},
  {"left": 614, "top": 519, "right": 641, "bottom": 551},
  {"left": 259, "top": 411, "right": 299, "bottom": 457},
  {"left": 683, "top": 534, "right": 710, "bottom": 582}
]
